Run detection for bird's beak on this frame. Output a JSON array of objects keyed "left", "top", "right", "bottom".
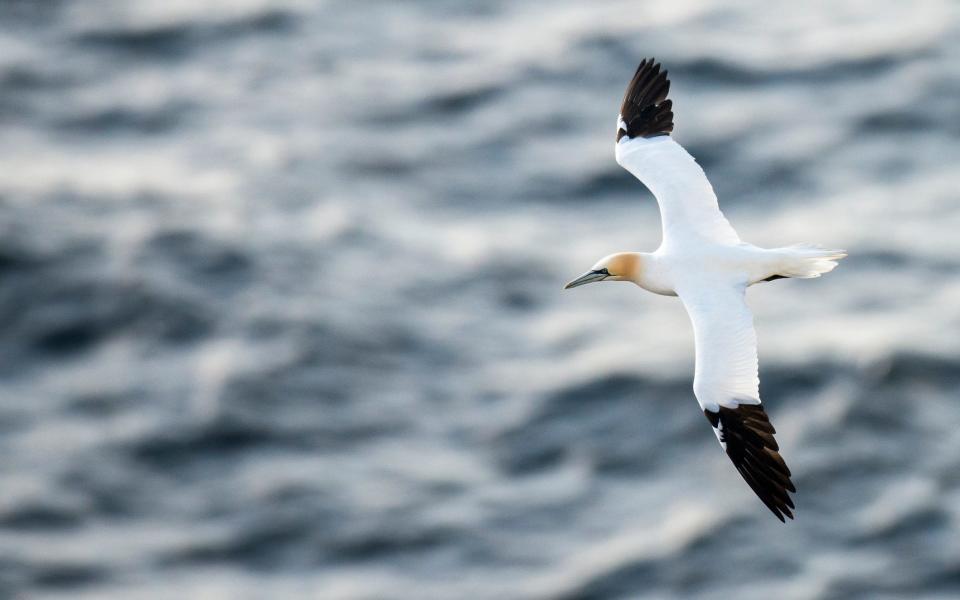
[{"left": 564, "top": 270, "right": 609, "bottom": 289}]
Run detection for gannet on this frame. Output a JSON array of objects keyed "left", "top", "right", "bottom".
[{"left": 565, "top": 58, "right": 845, "bottom": 521}]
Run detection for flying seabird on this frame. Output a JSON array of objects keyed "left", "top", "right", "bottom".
[{"left": 565, "top": 58, "right": 845, "bottom": 521}]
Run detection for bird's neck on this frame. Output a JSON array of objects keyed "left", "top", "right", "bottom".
[{"left": 632, "top": 252, "right": 676, "bottom": 296}]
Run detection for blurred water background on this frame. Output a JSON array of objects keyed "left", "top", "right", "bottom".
[{"left": 1, "top": 0, "right": 960, "bottom": 598}]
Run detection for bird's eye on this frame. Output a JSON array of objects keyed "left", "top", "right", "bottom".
[{"left": 594, "top": 268, "right": 611, "bottom": 276}]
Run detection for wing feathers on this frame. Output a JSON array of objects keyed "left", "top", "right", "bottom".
[
  {"left": 706, "top": 405, "right": 796, "bottom": 521},
  {"left": 615, "top": 58, "right": 741, "bottom": 245},
  {"left": 617, "top": 58, "right": 674, "bottom": 141},
  {"left": 615, "top": 59, "right": 796, "bottom": 520},
  {"left": 679, "top": 284, "right": 794, "bottom": 520}
]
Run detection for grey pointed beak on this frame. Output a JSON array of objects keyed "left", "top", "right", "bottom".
[{"left": 564, "top": 269, "right": 609, "bottom": 289}]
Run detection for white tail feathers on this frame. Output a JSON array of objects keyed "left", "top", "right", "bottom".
[{"left": 773, "top": 244, "right": 847, "bottom": 279}]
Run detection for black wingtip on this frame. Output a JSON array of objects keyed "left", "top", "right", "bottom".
[
  {"left": 705, "top": 404, "right": 797, "bottom": 522},
  {"left": 617, "top": 57, "right": 675, "bottom": 141}
]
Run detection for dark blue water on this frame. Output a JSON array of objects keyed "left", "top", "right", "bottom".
[{"left": 2, "top": 1, "right": 960, "bottom": 598}]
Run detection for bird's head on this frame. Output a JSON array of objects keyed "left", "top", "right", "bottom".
[{"left": 564, "top": 252, "right": 642, "bottom": 289}]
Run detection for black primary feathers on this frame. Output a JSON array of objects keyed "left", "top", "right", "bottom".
[
  {"left": 704, "top": 404, "right": 796, "bottom": 522},
  {"left": 617, "top": 57, "right": 674, "bottom": 142}
]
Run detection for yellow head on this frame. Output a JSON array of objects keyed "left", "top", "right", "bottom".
[{"left": 564, "top": 252, "right": 643, "bottom": 289}]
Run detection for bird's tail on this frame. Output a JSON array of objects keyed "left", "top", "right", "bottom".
[{"left": 769, "top": 244, "right": 847, "bottom": 279}]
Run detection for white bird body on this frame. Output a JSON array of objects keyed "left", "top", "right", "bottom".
[
  {"left": 631, "top": 241, "right": 833, "bottom": 295},
  {"left": 565, "top": 58, "right": 846, "bottom": 521},
  {"left": 631, "top": 244, "right": 775, "bottom": 297}
]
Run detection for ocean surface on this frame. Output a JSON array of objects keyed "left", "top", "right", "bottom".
[{"left": 1, "top": 1, "right": 960, "bottom": 598}]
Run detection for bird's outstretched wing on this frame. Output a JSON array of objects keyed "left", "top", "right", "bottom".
[
  {"left": 615, "top": 58, "right": 741, "bottom": 246},
  {"left": 677, "top": 281, "right": 796, "bottom": 521}
]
